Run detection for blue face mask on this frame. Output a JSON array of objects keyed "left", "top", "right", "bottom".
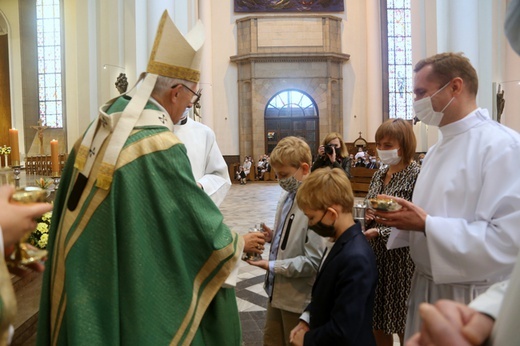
[{"left": 308, "top": 210, "right": 335, "bottom": 238}]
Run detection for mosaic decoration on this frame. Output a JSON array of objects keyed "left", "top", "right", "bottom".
[
  {"left": 37, "top": 0, "right": 63, "bottom": 128},
  {"left": 235, "top": 0, "right": 344, "bottom": 13},
  {"left": 387, "top": 0, "right": 413, "bottom": 120}
]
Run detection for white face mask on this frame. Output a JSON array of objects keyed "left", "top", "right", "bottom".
[
  {"left": 377, "top": 148, "right": 401, "bottom": 166},
  {"left": 176, "top": 109, "right": 190, "bottom": 125},
  {"left": 413, "top": 81, "right": 454, "bottom": 126}
]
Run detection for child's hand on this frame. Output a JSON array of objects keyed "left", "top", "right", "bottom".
[
  {"left": 290, "top": 321, "right": 309, "bottom": 346},
  {"left": 247, "top": 259, "right": 268, "bottom": 270},
  {"left": 260, "top": 223, "right": 273, "bottom": 242}
]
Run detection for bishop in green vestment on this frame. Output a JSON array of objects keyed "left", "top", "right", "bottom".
[{"left": 37, "top": 12, "right": 249, "bottom": 346}]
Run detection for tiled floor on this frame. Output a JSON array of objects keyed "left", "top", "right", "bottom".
[
  {"left": 220, "top": 181, "right": 400, "bottom": 346},
  {"left": 220, "top": 182, "right": 278, "bottom": 346}
]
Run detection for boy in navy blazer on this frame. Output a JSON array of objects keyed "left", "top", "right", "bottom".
[{"left": 290, "top": 167, "right": 378, "bottom": 345}]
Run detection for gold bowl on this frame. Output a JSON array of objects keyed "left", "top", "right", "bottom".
[
  {"left": 368, "top": 198, "right": 402, "bottom": 212},
  {"left": 11, "top": 186, "right": 48, "bottom": 204}
]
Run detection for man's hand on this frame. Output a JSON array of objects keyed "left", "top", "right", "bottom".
[
  {"left": 5, "top": 245, "right": 46, "bottom": 277},
  {"left": 290, "top": 321, "right": 310, "bottom": 346},
  {"left": 243, "top": 232, "right": 266, "bottom": 254},
  {"left": 0, "top": 185, "right": 53, "bottom": 247},
  {"left": 406, "top": 301, "right": 494, "bottom": 346},
  {"left": 372, "top": 194, "right": 427, "bottom": 232}
]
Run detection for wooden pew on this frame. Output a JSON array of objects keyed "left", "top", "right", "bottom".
[{"left": 349, "top": 167, "right": 377, "bottom": 197}]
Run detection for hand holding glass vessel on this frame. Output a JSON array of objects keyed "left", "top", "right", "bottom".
[{"left": 7, "top": 187, "right": 51, "bottom": 266}]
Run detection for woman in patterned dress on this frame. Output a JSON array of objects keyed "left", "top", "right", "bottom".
[{"left": 364, "top": 118, "right": 420, "bottom": 346}]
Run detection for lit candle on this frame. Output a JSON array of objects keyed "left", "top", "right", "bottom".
[
  {"left": 50, "top": 139, "right": 59, "bottom": 175},
  {"left": 9, "top": 128, "right": 20, "bottom": 165}
]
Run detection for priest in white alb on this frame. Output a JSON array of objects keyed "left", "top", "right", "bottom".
[{"left": 372, "top": 52, "right": 520, "bottom": 340}]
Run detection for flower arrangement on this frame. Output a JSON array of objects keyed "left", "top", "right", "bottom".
[
  {"left": 35, "top": 177, "right": 53, "bottom": 189},
  {"left": 0, "top": 145, "right": 11, "bottom": 155},
  {"left": 28, "top": 211, "right": 52, "bottom": 249}
]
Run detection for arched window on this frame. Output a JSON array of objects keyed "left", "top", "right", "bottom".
[
  {"left": 264, "top": 90, "right": 319, "bottom": 154},
  {"left": 265, "top": 90, "right": 318, "bottom": 118},
  {"left": 381, "top": 0, "right": 414, "bottom": 120},
  {"left": 37, "top": 0, "right": 63, "bottom": 128}
]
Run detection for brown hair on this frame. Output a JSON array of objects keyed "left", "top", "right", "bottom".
[
  {"left": 296, "top": 167, "right": 354, "bottom": 213},
  {"left": 322, "top": 132, "right": 349, "bottom": 158},
  {"left": 414, "top": 52, "right": 478, "bottom": 96},
  {"left": 270, "top": 136, "right": 312, "bottom": 168},
  {"left": 375, "top": 118, "right": 417, "bottom": 165}
]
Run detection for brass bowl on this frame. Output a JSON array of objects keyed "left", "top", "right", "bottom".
[
  {"left": 368, "top": 197, "right": 402, "bottom": 212},
  {"left": 11, "top": 186, "right": 48, "bottom": 204}
]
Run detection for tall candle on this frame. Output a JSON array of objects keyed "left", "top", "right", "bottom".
[
  {"left": 9, "top": 128, "right": 20, "bottom": 165},
  {"left": 50, "top": 139, "right": 59, "bottom": 175}
]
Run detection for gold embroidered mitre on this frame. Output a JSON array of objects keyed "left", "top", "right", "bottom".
[{"left": 147, "top": 11, "right": 205, "bottom": 83}]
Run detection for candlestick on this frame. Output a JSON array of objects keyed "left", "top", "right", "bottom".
[
  {"left": 50, "top": 139, "right": 59, "bottom": 176},
  {"left": 12, "top": 165, "right": 21, "bottom": 188},
  {"left": 9, "top": 129, "right": 20, "bottom": 166}
]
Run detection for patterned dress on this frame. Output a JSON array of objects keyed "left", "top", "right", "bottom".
[{"left": 366, "top": 161, "right": 420, "bottom": 335}]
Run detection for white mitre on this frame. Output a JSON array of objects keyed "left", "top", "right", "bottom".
[{"left": 74, "top": 11, "right": 205, "bottom": 190}]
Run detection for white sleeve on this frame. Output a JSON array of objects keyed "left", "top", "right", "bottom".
[
  {"left": 469, "top": 280, "right": 508, "bottom": 319},
  {"left": 197, "top": 135, "right": 231, "bottom": 207},
  {"left": 424, "top": 141, "right": 520, "bottom": 284}
]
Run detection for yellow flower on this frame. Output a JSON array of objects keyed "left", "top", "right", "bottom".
[
  {"left": 38, "top": 234, "right": 49, "bottom": 248},
  {"left": 36, "top": 222, "right": 49, "bottom": 233},
  {"left": 41, "top": 211, "right": 52, "bottom": 222}
]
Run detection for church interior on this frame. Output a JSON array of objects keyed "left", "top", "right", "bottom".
[{"left": 1, "top": 0, "right": 520, "bottom": 345}]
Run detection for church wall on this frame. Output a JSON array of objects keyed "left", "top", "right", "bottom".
[
  {"left": 210, "top": 0, "right": 376, "bottom": 156},
  {"left": 3, "top": 0, "right": 518, "bottom": 159},
  {"left": 0, "top": 1, "right": 25, "bottom": 154}
]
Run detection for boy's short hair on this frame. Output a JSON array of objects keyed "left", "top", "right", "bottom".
[
  {"left": 270, "top": 136, "right": 312, "bottom": 168},
  {"left": 296, "top": 167, "right": 354, "bottom": 213}
]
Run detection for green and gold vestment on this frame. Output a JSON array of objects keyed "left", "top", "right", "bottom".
[{"left": 37, "top": 97, "right": 242, "bottom": 345}]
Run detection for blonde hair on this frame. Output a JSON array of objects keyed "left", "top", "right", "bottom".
[
  {"left": 270, "top": 136, "right": 312, "bottom": 168},
  {"left": 322, "top": 132, "right": 349, "bottom": 158},
  {"left": 296, "top": 167, "right": 354, "bottom": 213},
  {"left": 375, "top": 118, "right": 417, "bottom": 165}
]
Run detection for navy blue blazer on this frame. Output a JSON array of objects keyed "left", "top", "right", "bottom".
[{"left": 304, "top": 222, "right": 378, "bottom": 346}]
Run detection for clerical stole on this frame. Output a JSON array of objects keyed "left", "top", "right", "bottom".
[{"left": 37, "top": 115, "right": 242, "bottom": 345}]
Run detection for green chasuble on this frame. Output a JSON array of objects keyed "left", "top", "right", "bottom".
[{"left": 37, "top": 98, "right": 242, "bottom": 345}]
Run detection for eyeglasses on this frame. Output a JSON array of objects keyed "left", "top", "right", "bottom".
[{"left": 172, "top": 84, "right": 202, "bottom": 106}]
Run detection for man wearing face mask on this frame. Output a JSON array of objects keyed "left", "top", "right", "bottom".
[
  {"left": 247, "top": 136, "right": 326, "bottom": 346},
  {"left": 372, "top": 52, "right": 520, "bottom": 340}
]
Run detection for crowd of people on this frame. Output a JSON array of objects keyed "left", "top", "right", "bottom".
[{"left": 1, "top": 2, "right": 520, "bottom": 346}]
